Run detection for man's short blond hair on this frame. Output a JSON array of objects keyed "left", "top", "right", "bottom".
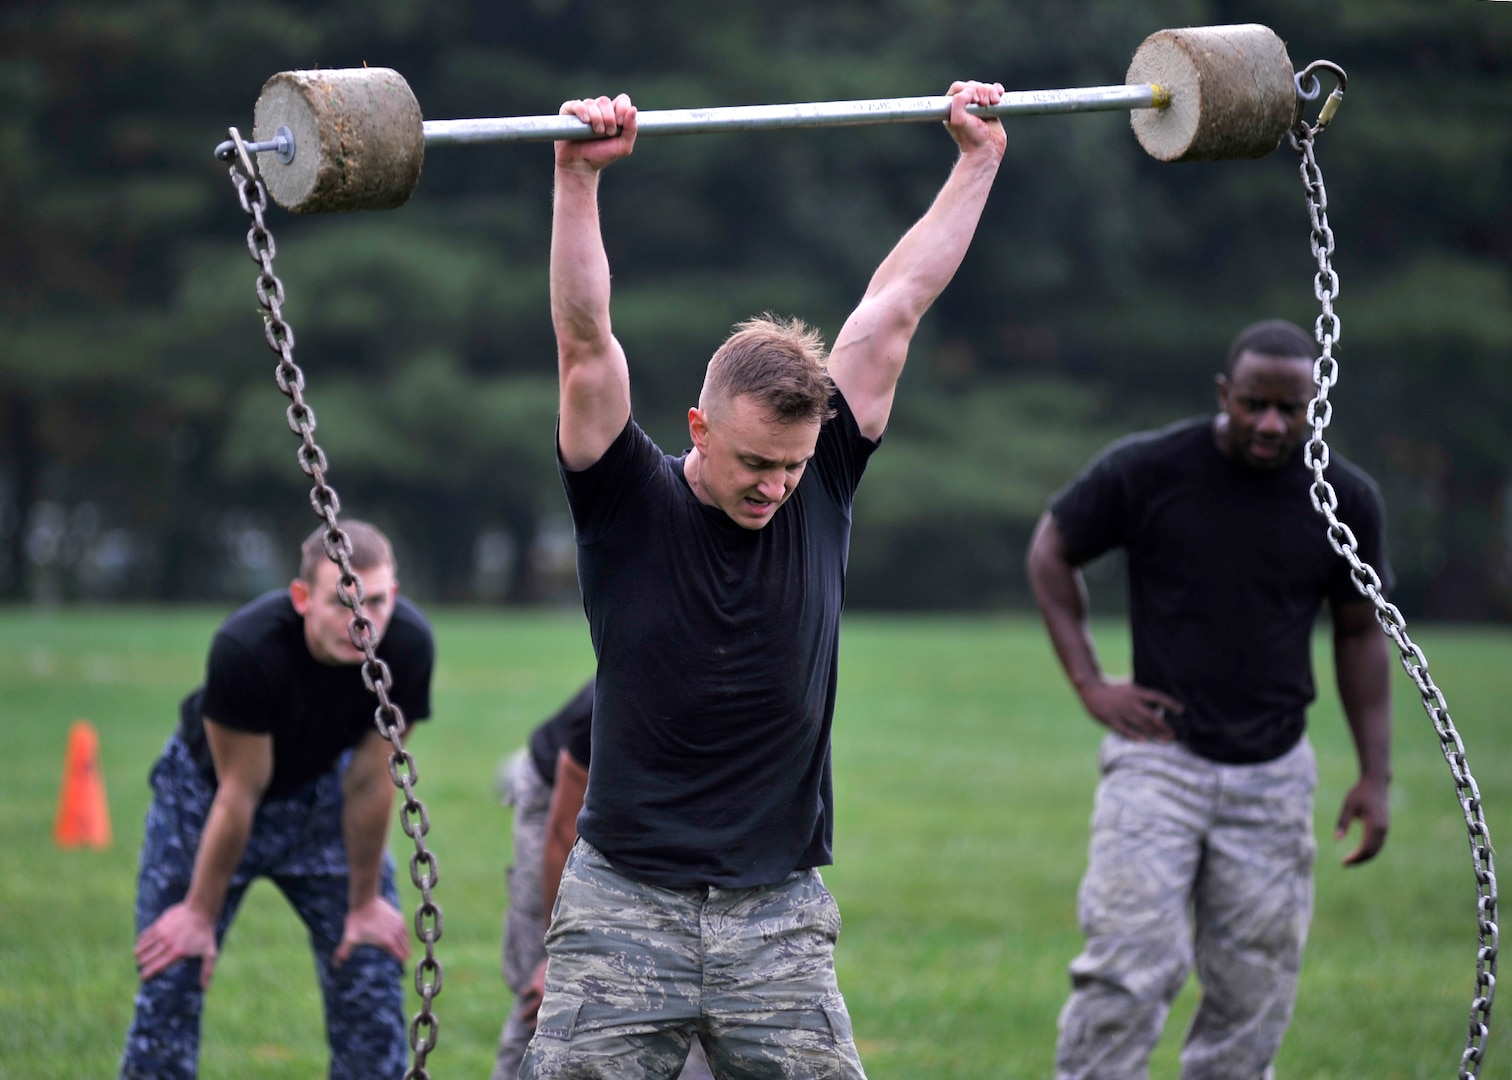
[
  {"left": 299, "top": 520, "right": 396, "bottom": 583},
  {"left": 701, "top": 314, "right": 837, "bottom": 424}
]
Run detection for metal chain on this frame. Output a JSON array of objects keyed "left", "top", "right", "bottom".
[
  {"left": 1289, "top": 72, "right": 1497, "bottom": 1079},
  {"left": 223, "top": 127, "right": 444, "bottom": 1079}
]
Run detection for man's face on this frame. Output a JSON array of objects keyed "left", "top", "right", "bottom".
[
  {"left": 688, "top": 394, "right": 821, "bottom": 530},
  {"left": 1216, "top": 350, "right": 1315, "bottom": 470},
  {"left": 290, "top": 558, "right": 398, "bottom": 665}
]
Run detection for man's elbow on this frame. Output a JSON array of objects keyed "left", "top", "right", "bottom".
[
  {"left": 213, "top": 779, "right": 266, "bottom": 823},
  {"left": 1025, "top": 516, "right": 1062, "bottom": 580},
  {"left": 553, "top": 305, "right": 612, "bottom": 354}
]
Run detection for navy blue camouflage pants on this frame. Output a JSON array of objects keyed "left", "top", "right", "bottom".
[{"left": 119, "top": 736, "right": 406, "bottom": 1080}]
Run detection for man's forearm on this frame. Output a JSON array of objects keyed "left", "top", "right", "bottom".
[
  {"left": 344, "top": 782, "right": 394, "bottom": 910},
  {"left": 343, "top": 751, "right": 397, "bottom": 910},
  {"left": 1335, "top": 624, "right": 1393, "bottom": 782},
  {"left": 184, "top": 789, "right": 258, "bottom": 922},
  {"left": 1026, "top": 517, "right": 1103, "bottom": 693},
  {"left": 862, "top": 145, "right": 1002, "bottom": 321},
  {"left": 551, "top": 166, "right": 613, "bottom": 353}
]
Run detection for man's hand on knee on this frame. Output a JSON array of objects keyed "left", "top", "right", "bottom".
[
  {"left": 135, "top": 901, "right": 219, "bottom": 989},
  {"left": 335, "top": 895, "right": 412, "bottom": 966}
]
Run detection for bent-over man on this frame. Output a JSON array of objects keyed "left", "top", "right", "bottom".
[
  {"left": 1026, "top": 319, "right": 1393, "bottom": 1079},
  {"left": 120, "top": 522, "right": 435, "bottom": 1080},
  {"left": 523, "top": 81, "right": 1006, "bottom": 1078}
]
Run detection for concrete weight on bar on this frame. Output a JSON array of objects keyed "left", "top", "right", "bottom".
[
  {"left": 241, "top": 23, "right": 1298, "bottom": 213},
  {"left": 253, "top": 68, "right": 424, "bottom": 214},
  {"left": 1126, "top": 24, "right": 1295, "bottom": 161}
]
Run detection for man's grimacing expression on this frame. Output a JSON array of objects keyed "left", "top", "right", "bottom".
[
  {"left": 1216, "top": 350, "right": 1315, "bottom": 470},
  {"left": 688, "top": 394, "right": 821, "bottom": 530}
]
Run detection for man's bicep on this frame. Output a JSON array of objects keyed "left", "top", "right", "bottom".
[
  {"left": 559, "top": 338, "right": 633, "bottom": 471},
  {"left": 1330, "top": 595, "right": 1380, "bottom": 638},
  {"left": 202, "top": 719, "right": 273, "bottom": 797},
  {"left": 827, "top": 301, "right": 913, "bottom": 441}
]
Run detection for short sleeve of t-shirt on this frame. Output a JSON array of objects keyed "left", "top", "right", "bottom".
[
  {"left": 1327, "top": 464, "right": 1395, "bottom": 603},
  {"left": 529, "top": 679, "right": 596, "bottom": 782},
  {"left": 563, "top": 692, "right": 593, "bottom": 767},
  {"left": 1049, "top": 439, "right": 1136, "bottom": 564},
  {"left": 811, "top": 391, "right": 879, "bottom": 509},
  {"left": 198, "top": 633, "right": 281, "bottom": 735},
  {"left": 559, "top": 419, "right": 664, "bottom": 547},
  {"left": 382, "top": 602, "right": 436, "bottom": 724}
]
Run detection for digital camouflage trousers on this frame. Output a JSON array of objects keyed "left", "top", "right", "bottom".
[
  {"left": 521, "top": 839, "right": 866, "bottom": 1079},
  {"left": 119, "top": 736, "right": 406, "bottom": 1080},
  {"left": 1056, "top": 734, "right": 1317, "bottom": 1080}
]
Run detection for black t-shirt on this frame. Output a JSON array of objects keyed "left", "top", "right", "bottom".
[
  {"left": 560, "top": 391, "right": 877, "bottom": 889},
  {"left": 1051, "top": 416, "right": 1392, "bottom": 764},
  {"left": 177, "top": 590, "right": 436, "bottom": 797},
  {"left": 528, "top": 678, "right": 595, "bottom": 784}
]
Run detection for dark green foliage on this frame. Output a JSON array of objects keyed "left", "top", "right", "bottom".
[{"left": 1, "top": 1, "right": 1508, "bottom": 611}]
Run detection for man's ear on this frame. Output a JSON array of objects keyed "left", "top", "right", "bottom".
[
  {"left": 688, "top": 406, "right": 709, "bottom": 453},
  {"left": 1214, "top": 373, "right": 1230, "bottom": 410},
  {"left": 289, "top": 577, "right": 311, "bottom": 616}
]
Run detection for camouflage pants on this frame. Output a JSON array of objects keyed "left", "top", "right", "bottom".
[
  {"left": 492, "top": 752, "right": 713, "bottom": 1080},
  {"left": 521, "top": 839, "right": 867, "bottom": 1079},
  {"left": 494, "top": 749, "right": 554, "bottom": 1080},
  {"left": 1056, "top": 735, "right": 1317, "bottom": 1080},
  {"left": 119, "top": 736, "right": 406, "bottom": 1080}
]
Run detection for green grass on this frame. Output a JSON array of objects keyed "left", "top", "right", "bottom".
[{"left": 1, "top": 607, "right": 1508, "bottom": 1078}]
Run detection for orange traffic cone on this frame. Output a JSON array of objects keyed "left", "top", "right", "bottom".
[{"left": 54, "top": 720, "right": 111, "bottom": 849}]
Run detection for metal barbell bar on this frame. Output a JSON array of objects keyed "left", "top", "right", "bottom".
[
  {"left": 217, "top": 23, "right": 1300, "bottom": 214},
  {"left": 217, "top": 84, "right": 1166, "bottom": 161}
]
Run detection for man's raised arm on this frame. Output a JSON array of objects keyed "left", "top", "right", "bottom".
[
  {"left": 828, "top": 80, "right": 1007, "bottom": 442},
  {"left": 553, "top": 94, "right": 638, "bottom": 470}
]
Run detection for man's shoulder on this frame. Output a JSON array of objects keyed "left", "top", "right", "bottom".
[
  {"left": 385, "top": 596, "right": 436, "bottom": 654},
  {"left": 566, "top": 415, "right": 674, "bottom": 480},
  {"left": 1322, "top": 449, "right": 1384, "bottom": 498},
  {"left": 1101, "top": 416, "right": 1210, "bottom": 463},
  {"left": 202, "top": 591, "right": 298, "bottom": 690},
  {"left": 216, "top": 590, "right": 298, "bottom": 651},
  {"left": 561, "top": 415, "right": 684, "bottom": 523},
  {"left": 1072, "top": 416, "right": 1210, "bottom": 487},
  {"left": 820, "top": 387, "right": 879, "bottom": 447}
]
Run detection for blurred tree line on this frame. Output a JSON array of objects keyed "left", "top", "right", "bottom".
[{"left": 1, "top": 0, "right": 1508, "bottom": 615}]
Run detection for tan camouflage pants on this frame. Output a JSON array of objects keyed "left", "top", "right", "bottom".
[
  {"left": 521, "top": 839, "right": 867, "bottom": 1079},
  {"left": 1056, "top": 735, "right": 1317, "bottom": 1080},
  {"left": 494, "top": 754, "right": 713, "bottom": 1080}
]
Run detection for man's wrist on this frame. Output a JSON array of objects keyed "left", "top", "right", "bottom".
[
  {"left": 556, "top": 159, "right": 605, "bottom": 181},
  {"left": 182, "top": 891, "right": 220, "bottom": 921}
]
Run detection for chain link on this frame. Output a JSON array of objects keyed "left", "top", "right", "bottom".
[
  {"left": 223, "top": 127, "right": 444, "bottom": 1079},
  {"left": 1290, "top": 106, "right": 1496, "bottom": 1079}
]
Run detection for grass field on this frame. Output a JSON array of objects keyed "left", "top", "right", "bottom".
[{"left": 1, "top": 606, "right": 1507, "bottom": 1079}]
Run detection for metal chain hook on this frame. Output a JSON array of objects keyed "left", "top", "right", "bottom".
[
  {"left": 221, "top": 126, "right": 446, "bottom": 1080},
  {"left": 1287, "top": 101, "right": 1498, "bottom": 1080},
  {"left": 1289, "top": 60, "right": 1348, "bottom": 150}
]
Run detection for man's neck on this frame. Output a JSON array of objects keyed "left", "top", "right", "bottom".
[{"left": 682, "top": 448, "right": 716, "bottom": 508}]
